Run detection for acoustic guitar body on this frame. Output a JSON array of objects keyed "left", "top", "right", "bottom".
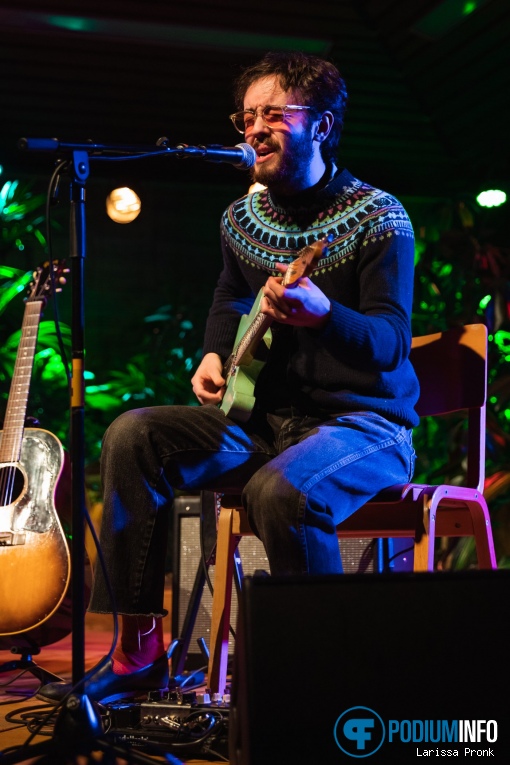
[{"left": 0, "top": 427, "right": 71, "bottom": 635}]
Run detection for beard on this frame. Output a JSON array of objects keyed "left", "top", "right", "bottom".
[{"left": 249, "top": 128, "right": 315, "bottom": 195}]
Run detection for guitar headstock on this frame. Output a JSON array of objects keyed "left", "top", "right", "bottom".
[
  {"left": 283, "top": 234, "right": 333, "bottom": 287},
  {"left": 26, "top": 260, "right": 69, "bottom": 304}
]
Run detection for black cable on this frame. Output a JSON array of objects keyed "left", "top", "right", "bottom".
[
  {"left": 354, "top": 539, "right": 377, "bottom": 573},
  {"left": 386, "top": 544, "right": 415, "bottom": 565},
  {"left": 4, "top": 704, "right": 54, "bottom": 726},
  {"left": 45, "top": 159, "right": 72, "bottom": 387},
  {"left": 1, "top": 703, "right": 57, "bottom": 747},
  {"left": 91, "top": 150, "right": 172, "bottom": 162},
  {"left": 204, "top": 746, "right": 229, "bottom": 762},
  {"left": 178, "top": 665, "right": 208, "bottom": 690},
  {"left": 0, "top": 670, "right": 36, "bottom": 696},
  {"left": 159, "top": 709, "right": 227, "bottom": 750}
]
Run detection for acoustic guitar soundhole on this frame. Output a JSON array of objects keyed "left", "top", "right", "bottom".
[{"left": 0, "top": 465, "right": 25, "bottom": 507}]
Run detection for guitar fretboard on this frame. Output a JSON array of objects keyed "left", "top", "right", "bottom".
[
  {"left": 228, "top": 242, "right": 325, "bottom": 373},
  {"left": 0, "top": 300, "right": 43, "bottom": 464},
  {"left": 231, "top": 311, "right": 271, "bottom": 369}
]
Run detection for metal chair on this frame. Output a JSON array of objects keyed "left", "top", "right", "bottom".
[{"left": 207, "top": 323, "right": 497, "bottom": 695}]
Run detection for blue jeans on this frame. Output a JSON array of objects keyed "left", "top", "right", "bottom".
[{"left": 89, "top": 405, "right": 415, "bottom": 615}]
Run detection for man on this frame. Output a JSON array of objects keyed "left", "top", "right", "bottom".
[{"left": 39, "top": 51, "right": 419, "bottom": 704}]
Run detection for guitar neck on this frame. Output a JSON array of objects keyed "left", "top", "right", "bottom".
[
  {"left": 225, "top": 237, "right": 329, "bottom": 376},
  {"left": 227, "top": 310, "right": 273, "bottom": 372},
  {"left": 0, "top": 299, "right": 43, "bottom": 463}
]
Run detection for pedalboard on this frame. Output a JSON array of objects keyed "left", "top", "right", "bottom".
[{"left": 102, "top": 689, "right": 230, "bottom": 760}]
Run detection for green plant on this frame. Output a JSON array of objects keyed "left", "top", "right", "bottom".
[
  {"left": 411, "top": 198, "right": 510, "bottom": 567},
  {"left": 83, "top": 303, "right": 202, "bottom": 463},
  {"left": 1, "top": 178, "right": 49, "bottom": 255}
]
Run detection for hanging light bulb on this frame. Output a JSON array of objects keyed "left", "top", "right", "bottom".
[{"left": 106, "top": 187, "right": 141, "bottom": 223}]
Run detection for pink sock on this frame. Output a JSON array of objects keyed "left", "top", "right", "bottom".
[{"left": 112, "top": 615, "right": 165, "bottom": 675}]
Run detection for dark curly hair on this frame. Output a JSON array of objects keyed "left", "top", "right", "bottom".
[{"left": 233, "top": 51, "right": 348, "bottom": 163}]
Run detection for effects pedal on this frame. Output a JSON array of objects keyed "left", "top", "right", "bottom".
[{"left": 102, "top": 688, "right": 230, "bottom": 760}]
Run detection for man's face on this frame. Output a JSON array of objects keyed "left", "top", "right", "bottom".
[{"left": 242, "top": 76, "right": 319, "bottom": 195}]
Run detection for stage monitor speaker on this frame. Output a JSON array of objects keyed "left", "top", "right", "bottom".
[
  {"left": 172, "top": 495, "right": 378, "bottom": 668},
  {"left": 229, "top": 569, "right": 510, "bottom": 765}
]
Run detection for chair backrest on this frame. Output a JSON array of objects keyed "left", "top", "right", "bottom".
[{"left": 410, "top": 323, "right": 488, "bottom": 492}]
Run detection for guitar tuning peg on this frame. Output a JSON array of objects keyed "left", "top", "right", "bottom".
[
  {"left": 56, "top": 287, "right": 63, "bottom": 293},
  {"left": 58, "top": 276, "right": 66, "bottom": 285},
  {"left": 63, "top": 268, "right": 71, "bottom": 274}
]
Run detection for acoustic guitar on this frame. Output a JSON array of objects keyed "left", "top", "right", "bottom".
[
  {"left": 0, "top": 261, "right": 71, "bottom": 636},
  {"left": 220, "top": 235, "right": 331, "bottom": 422}
]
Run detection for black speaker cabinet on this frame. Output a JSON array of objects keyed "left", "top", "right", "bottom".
[
  {"left": 172, "top": 495, "right": 379, "bottom": 669},
  {"left": 230, "top": 569, "right": 510, "bottom": 765}
]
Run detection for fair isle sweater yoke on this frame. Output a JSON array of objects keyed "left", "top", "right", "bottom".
[{"left": 203, "top": 167, "right": 420, "bottom": 428}]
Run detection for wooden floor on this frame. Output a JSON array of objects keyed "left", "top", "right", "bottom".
[{"left": 0, "top": 578, "right": 227, "bottom": 764}]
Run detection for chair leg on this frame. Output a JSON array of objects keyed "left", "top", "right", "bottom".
[
  {"left": 414, "top": 490, "right": 497, "bottom": 571},
  {"left": 413, "top": 493, "right": 433, "bottom": 572},
  {"left": 468, "top": 499, "right": 497, "bottom": 569},
  {"left": 207, "top": 505, "right": 238, "bottom": 697}
]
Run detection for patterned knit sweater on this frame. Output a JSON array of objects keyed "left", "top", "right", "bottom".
[{"left": 203, "top": 167, "right": 420, "bottom": 428}]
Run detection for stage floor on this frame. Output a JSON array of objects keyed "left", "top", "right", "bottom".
[{"left": 0, "top": 578, "right": 227, "bottom": 764}]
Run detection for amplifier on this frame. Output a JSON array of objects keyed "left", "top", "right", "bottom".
[
  {"left": 171, "top": 494, "right": 379, "bottom": 669},
  {"left": 172, "top": 494, "right": 269, "bottom": 670}
]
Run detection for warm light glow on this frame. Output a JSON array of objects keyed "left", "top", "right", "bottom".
[
  {"left": 106, "top": 187, "right": 141, "bottom": 223},
  {"left": 248, "top": 182, "right": 266, "bottom": 194},
  {"left": 476, "top": 189, "right": 507, "bottom": 208}
]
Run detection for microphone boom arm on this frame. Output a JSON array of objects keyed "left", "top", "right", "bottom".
[{"left": 18, "top": 137, "right": 256, "bottom": 169}]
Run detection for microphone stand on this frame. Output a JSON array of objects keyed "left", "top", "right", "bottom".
[
  {"left": 69, "top": 148, "right": 88, "bottom": 690},
  {"left": 2, "top": 137, "right": 207, "bottom": 765}
]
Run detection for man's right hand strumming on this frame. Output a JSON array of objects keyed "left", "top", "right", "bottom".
[{"left": 191, "top": 352, "right": 226, "bottom": 405}]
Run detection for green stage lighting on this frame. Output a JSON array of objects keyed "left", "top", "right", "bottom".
[{"left": 476, "top": 190, "right": 507, "bottom": 208}]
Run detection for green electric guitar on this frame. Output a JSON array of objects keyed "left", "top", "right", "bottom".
[{"left": 220, "top": 236, "right": 331, "bottom": 422}]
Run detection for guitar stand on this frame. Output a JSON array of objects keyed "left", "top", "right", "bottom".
[{"left": 0, "top": 645, "right": 64, "bottom": 686}]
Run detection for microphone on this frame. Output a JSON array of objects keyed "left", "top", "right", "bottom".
[
  {"left": 173, "top": 142, "right": 257, "bottom": 170},
  {"left": 17, "top": 136, "right": 257, "bottom": 170}
]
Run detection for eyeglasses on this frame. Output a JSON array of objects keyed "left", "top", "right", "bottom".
[{"left": 229, "top": 104, "right": 312, "bottom": 134}]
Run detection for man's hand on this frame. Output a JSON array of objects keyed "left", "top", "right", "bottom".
[
  {"left": 191, "top": 352, "right": 226, "bottom": 404},
  {"left": 261, "top": 264, "right": 331, "bottom": 328}
]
